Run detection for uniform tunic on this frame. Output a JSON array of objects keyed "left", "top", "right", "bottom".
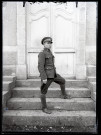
[
  {"left": 38, "top": 48, "right": 65, "bottom": 94},
  {"left": 38, "top": 48, "right": 56, "bottom": 80}
]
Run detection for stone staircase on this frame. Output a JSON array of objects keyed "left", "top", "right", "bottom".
[{"left": 3, "top": 78, "right": 96, "bottom": 127}]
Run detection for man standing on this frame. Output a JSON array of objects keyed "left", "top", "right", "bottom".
[{"left": 38, "top": 37, "right": 71, "bottom": 114}]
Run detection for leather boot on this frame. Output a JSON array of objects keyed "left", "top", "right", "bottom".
[
  {"left": 60, "top": 84, "right": 72, "bottom": 99},
  {"left": 40, "top": 94, "right": 52, "bottom": 114}
]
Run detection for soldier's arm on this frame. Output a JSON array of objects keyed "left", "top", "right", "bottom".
[{"left": 38, "top": 52, "right": 47, "bottom": 80}]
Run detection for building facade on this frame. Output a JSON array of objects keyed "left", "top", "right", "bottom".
[{"left": 3, "top": 2, "right": 97, "bottom": 80}]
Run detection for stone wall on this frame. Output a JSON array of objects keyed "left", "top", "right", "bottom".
[{"left": 3, "top": 2, "right": 17, "bottom": 76}]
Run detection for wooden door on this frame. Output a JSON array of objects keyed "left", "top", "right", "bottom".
[
  {"left": 52, "top": 2, "right": 77, "bottom": 78},
  {"left": 26, "top": 2, "right": 77, "bottom": 78}
]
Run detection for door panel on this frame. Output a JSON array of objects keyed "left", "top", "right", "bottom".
[
  {"left": 53, "top": 2, "right": 76, "bottom": 77},
  {"left": 28, "top": 53, "right": 39, "bottom": 76},
  {"left": 30, "top": 17, "right": 49, "bottom": 48},
  {"left": 55, "top": 53, "right": 74, "bottom": 75},
  {"left": 55, "top": 16, "right": 73, "bottom": 48}
]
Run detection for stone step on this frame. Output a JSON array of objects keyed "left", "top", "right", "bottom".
[
  {"left": 88, "top": 77, "right": 96, "bottom": 82},
  {"left": 15, "top": 79, "right": 88, "bottom": 88},
  {"left": 3, "top": 81, "right": 15, "bottom": 91},
  {"left": 12, "top": 87, "right": 91, "bottom": 98},
  {"left": 3, "top": 110, "right": 96, "bottom": 126},
  {"left": 87, "top": 66, "right": 96, "bottom": 76},
  {"left": 7, "top": 98, "right": 95, "bottom": 111},
  {"left": 3, "top": 76, "right": 16, "bottom": 82}
]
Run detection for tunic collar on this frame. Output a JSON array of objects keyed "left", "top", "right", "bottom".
[{"left": 44, "top": 48, "right": 51, "bottom": 52}]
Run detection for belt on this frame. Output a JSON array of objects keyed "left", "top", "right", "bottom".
[
  {"left": 45, "top": 67, "right": 54, "bottom": 70},
  {"left": 45, "top": 66, "right": 56, "bottom": 70}
]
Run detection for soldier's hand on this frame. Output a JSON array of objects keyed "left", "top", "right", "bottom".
[{"left": 43, "top": 79, "right": 47, "bottom": 84}]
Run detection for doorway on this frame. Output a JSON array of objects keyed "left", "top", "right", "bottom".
[{"left": 26, "top": 2, "right": 78, "bottom": 78}]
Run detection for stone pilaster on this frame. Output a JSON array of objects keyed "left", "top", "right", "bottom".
[
  {"left": 86, "top": 2, "right": 97, "bottom": 77},
  {"left": 16, "top": 2, "right": 27, "bottom": 79},
  {"left": 76, "top": 2, "right": 86, "bottom": 79}
]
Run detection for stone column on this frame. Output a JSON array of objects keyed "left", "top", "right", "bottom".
[
  {"left": 16, "top": 2, "right": 27, "bottom": 79},
  {"left": 76, "top": 2, "right": 86, "bottom": 79}
]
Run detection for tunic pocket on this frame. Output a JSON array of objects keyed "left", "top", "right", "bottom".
[{"left": 45, "top": 54, "right": 53, "bottom": 64}]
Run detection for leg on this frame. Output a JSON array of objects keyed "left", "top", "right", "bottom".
[
  {"left": 40, "top": 78, "right": 53, "bottom": 114},
  {"left": 54, "top": 74, "right": 72, "bottom": 99},
  {"left": 41, "top": 78, "right": 53, "bottom": 95}
]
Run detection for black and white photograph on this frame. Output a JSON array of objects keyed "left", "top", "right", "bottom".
[{"left": 2, "top": 1, "right": 97, "bottom": 133}]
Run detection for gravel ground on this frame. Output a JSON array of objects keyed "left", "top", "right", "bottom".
[{"left": 2, "top": 125, "right": 97, "bottom": 133}]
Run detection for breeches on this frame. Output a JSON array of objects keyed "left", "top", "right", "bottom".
[{"left": 40, "top": 74, "right": 65, "bottom": 94}]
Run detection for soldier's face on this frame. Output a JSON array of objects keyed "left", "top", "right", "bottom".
[{"left": 44, "top": 42, "right": 52, "bottom": 49}]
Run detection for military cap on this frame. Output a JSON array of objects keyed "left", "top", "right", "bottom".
[{"left": 41, "top": 37, "right": 53, "bottom": 45}]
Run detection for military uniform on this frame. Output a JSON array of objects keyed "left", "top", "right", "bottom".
[
  {"left": 38, "top": 48, "right": 56, "bottom": 80},
  {"left": 38, "top": 48, "right": 66, "bottom": 95},
  {"left": 38, "top": 37, "right": 71, "bottom": 114}
]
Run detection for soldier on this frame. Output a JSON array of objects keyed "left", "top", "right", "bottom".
[{"left": 38, "top": 37, "right": 72, "bottom": 114}]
